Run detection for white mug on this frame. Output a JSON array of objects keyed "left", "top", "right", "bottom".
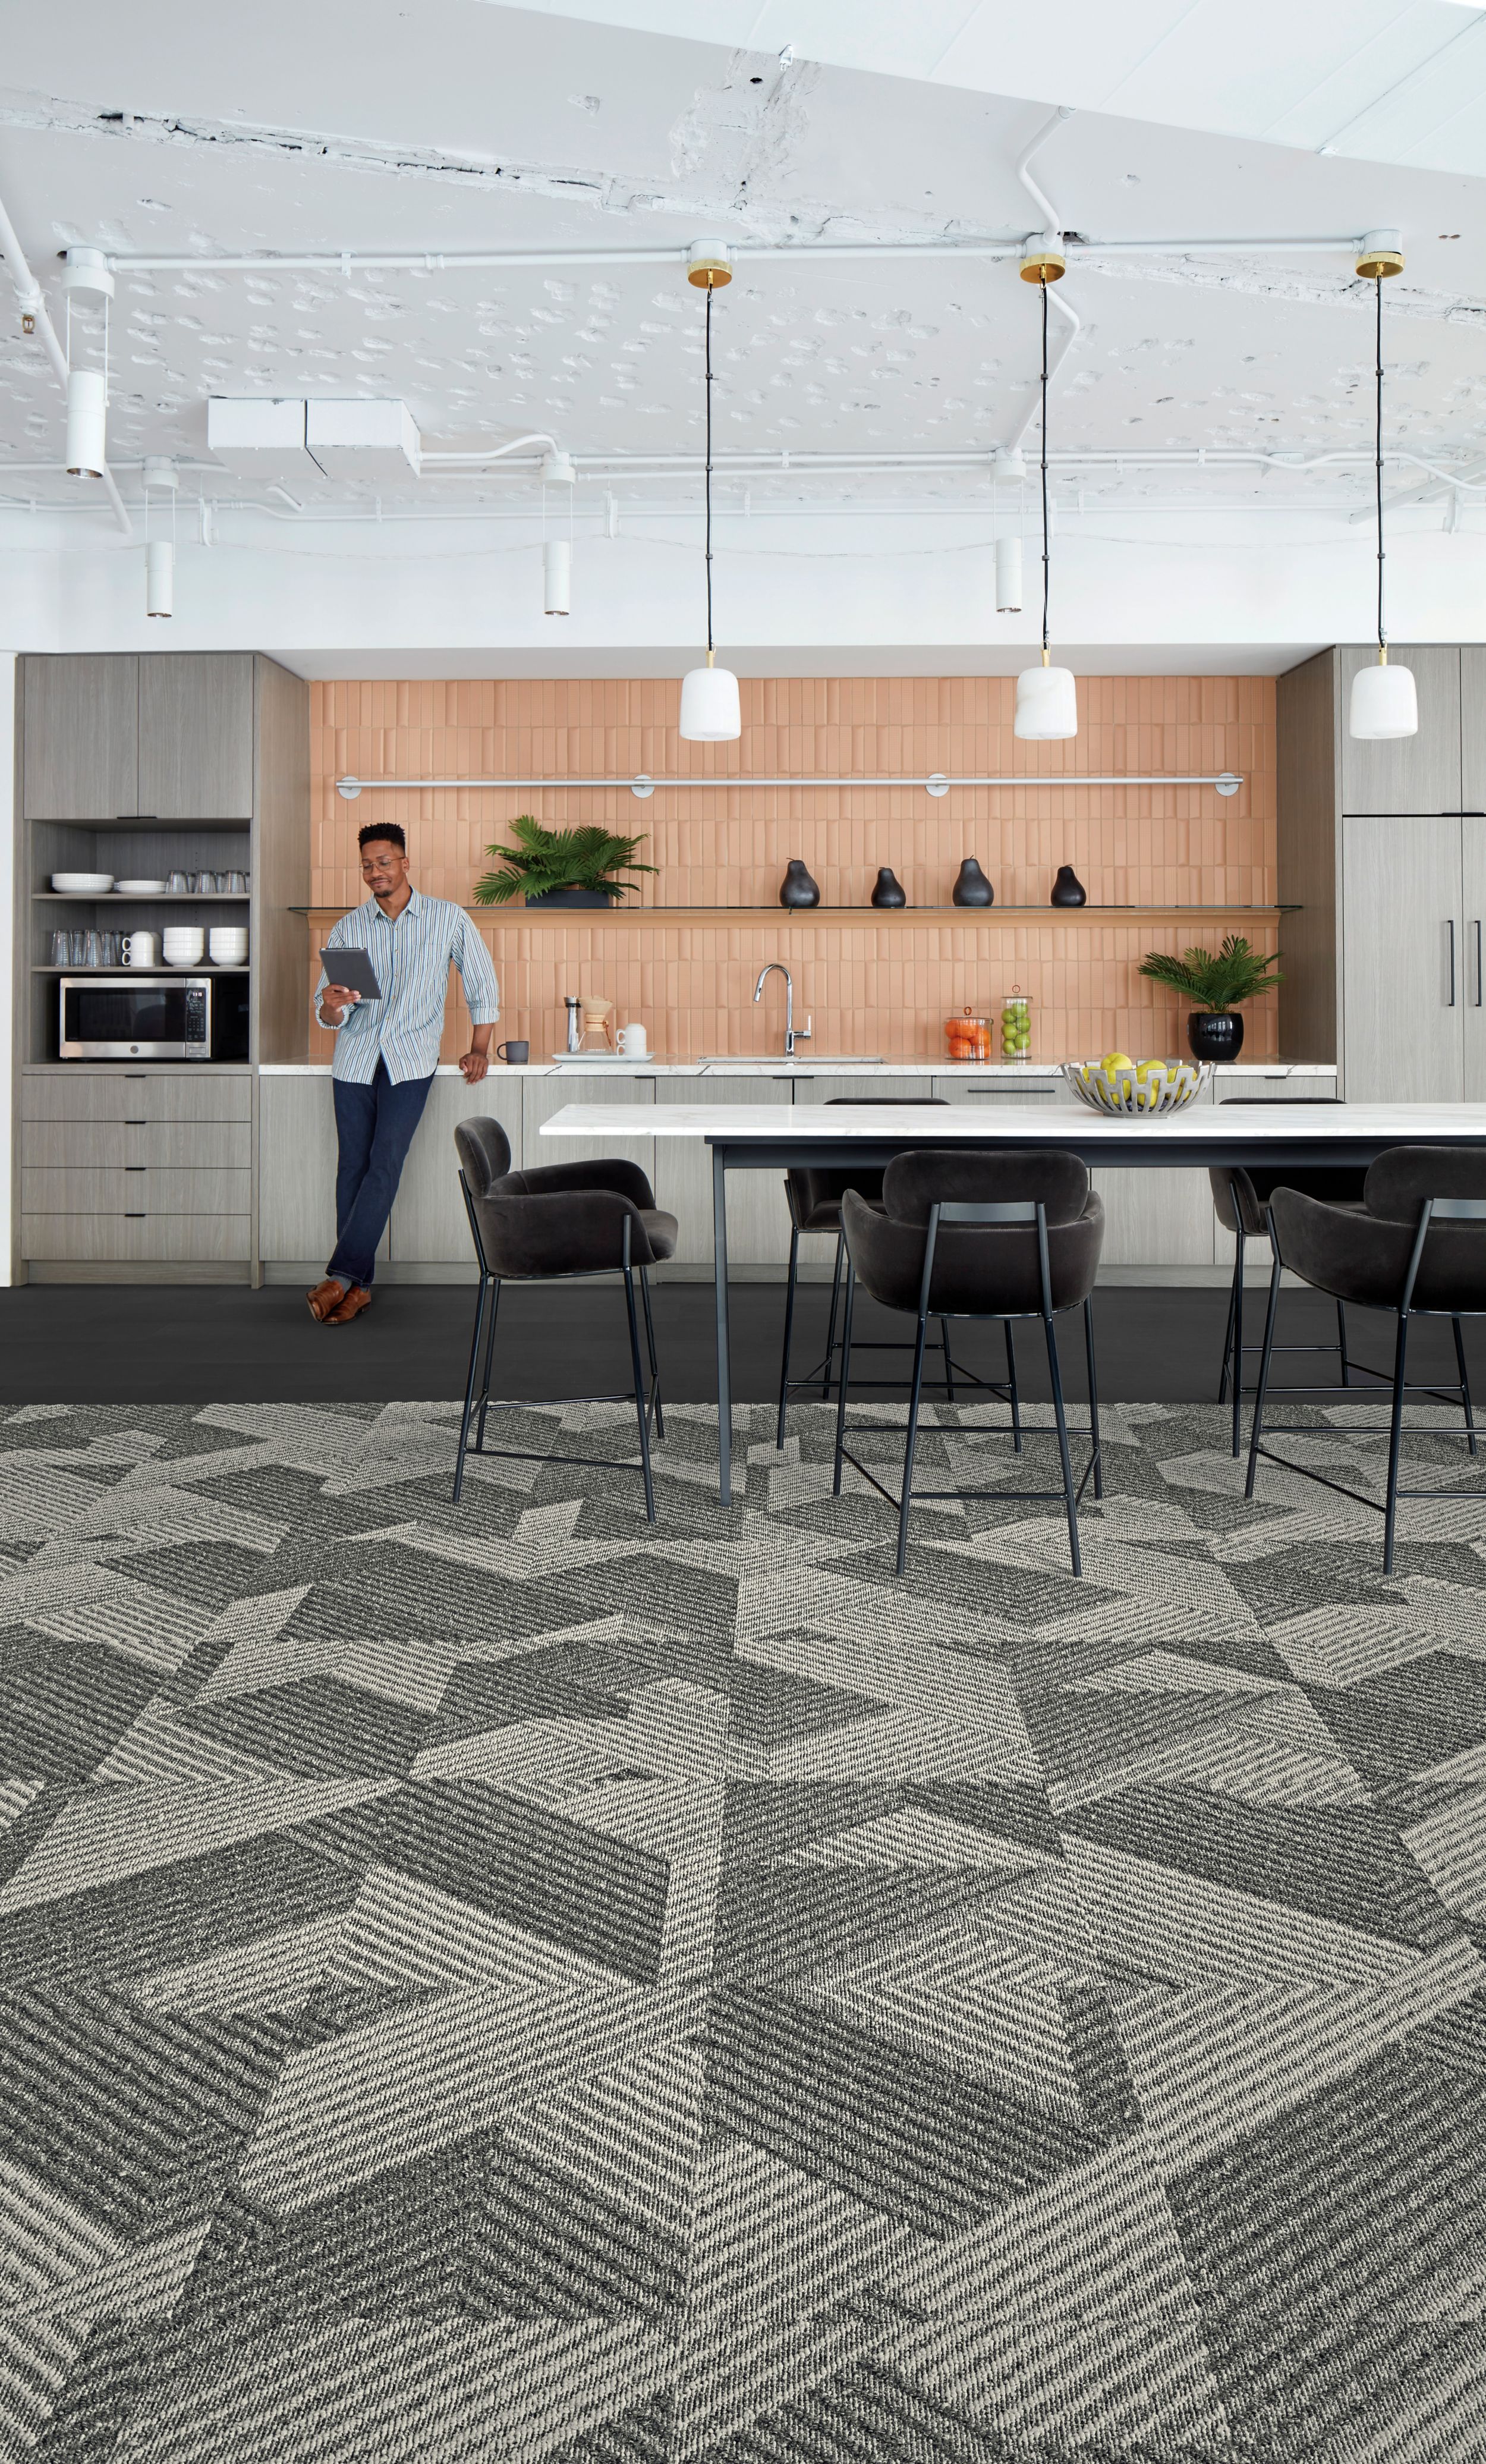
[
  {"left": 125, "top": 931, "right": 158, "bottom": 968},
  {"left": 618, "top": 1022, "right": 648, "bottom": 1056}
]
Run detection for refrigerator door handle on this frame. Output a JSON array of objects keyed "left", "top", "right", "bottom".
[
  {"left": 1447, "top": 917, "right": 1456, "bottom": 1007},
  {"left": 1475, "top": 918, "right": 1484, "bottom": 1008}
]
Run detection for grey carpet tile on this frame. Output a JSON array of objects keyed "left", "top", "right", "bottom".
[{"left": 2, "top": 1399, "right": 1486, "bottom": 2461}]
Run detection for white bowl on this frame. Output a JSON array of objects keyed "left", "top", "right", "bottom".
[
  {"left": 51, "top": 872, "right": 114, "bottom": 894},
  {"left": 207, "top": 932, "right": 248, "bottom": 964},
  {"left": 112, "top": 879, "right": 167, "bottom": 895},
  {"left": 162, "top": 934, "right": 204, "bottom": 964}
]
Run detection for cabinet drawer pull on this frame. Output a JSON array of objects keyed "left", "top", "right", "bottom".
[
  {"left": 124, "top": 1118, "right": 147, "bottom": 1126},
  {"left": 125, "top": 1211, "right": 146, "bottom": 1219},
  {"left": 125, "top": 1165, "right": 145, "bottom": 1174}
]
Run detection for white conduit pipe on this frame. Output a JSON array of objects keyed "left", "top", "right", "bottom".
[
  {"left": 0, "top": 190, "right": 131, "bottom": 536},
  {"left": 334, "top": 771, "right": 1245, "bottom": 800},
  {"left": 100, "top": 234, "right": 1377, "bottom": 276}
]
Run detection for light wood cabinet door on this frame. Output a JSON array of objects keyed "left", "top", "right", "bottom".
[
  {"left": 1463, "top": 818, "right": 1486, "bottom": 1101},
  {"left": 654, "top": 1076, "right": 795, "bottom": 1265},
  {"left": 1459, "top": 648, "right": 1486, "bottom": 816},
  {"left": 23, "top": 1214, "right": 251, "bottom": 1262},
  {"left": 390, "top": 1075, "right": 522, "bottom": 1262},
  {"left": 23, "top": 656, "right": 138, "bottom": 819},
  {"left": 21, "top": 1070, "right": 251, "bottom": 1123},
  {"left": 137, "top": 654, "right": 255, "bottom": 819},
  {"left": 523, "top": 1072, "right": 656, "bottom": 1186},
  {"left": 1341, "top": 814, "right": 1463, "bottom": 1100},
  {"left": 258, "top": 1076, "right": 355, "bottom": 1262},
  {"left": 1339, "top": 646, "right": 1462, "bottom": 815}
]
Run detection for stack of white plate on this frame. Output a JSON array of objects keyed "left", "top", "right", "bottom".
[
  {"left": 113, "top": 878, "right": 166, "bottom": 895},
  {"left": 207, "top": 928, "right": 248, "bottom": 966},
  {"left": 162, "top": 926, "right": 205, "bottom": 967}
]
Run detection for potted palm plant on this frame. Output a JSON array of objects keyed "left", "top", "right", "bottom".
[
  {"left": 473, "top": 816, "right": 657, "bottom": 909},
  {"left": 1138, "top": 934, "right": 1283, "bottom": 1061}
]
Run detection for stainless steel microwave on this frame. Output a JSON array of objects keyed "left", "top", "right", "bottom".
[{"left": 59, "top": 973, "right": 213, "bottom": 1060}]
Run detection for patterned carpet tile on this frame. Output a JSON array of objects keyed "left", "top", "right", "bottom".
[{"left": 1, "top": 1398, "right": 1485, "bottom": 2461}]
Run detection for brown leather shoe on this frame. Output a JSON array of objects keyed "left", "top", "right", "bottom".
[
  {"left": 307, "top": 1277, "right": 345, "bottom": 1322},
  {"left": 324, "top": 1284, "right": 373, "bottom": 1326}
]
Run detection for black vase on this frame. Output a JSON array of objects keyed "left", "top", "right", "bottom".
[
  {"left": 1050, "top": 865, "right": 1087, "bottom": 908},
  {"left": 951, "top": 857, "right": 994, "bottom": 909},
  {"left": 1188, "top": 1010, "right": 1243, "bottom": 1063},
  {"left": 779, "top": 860, "right": 820, "bottom": 910},
  {"left": 871, "top": 866, "right": 907, "bottom": 909}
]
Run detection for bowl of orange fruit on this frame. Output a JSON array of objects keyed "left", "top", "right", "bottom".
[{"left": 1063, "top": 1052, "right": 1210, "bottom": 1114}]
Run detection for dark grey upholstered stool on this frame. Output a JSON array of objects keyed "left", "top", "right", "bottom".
[
  {"left": 777, "top": 1096, "right": 1013, "bottom": 1444},
  {"left": 1246, "top": 1145, "right": 1486, "bottom": 1571},
  {"left": 452, "top": 1117, "right": 677, "bottom": 1517},
  {"left": 1211, "top": 1098, "right": 1369, "bottom": 1457},
  {"left": 833, "top": 1149, "right": 1104, "bottom": 1574}
]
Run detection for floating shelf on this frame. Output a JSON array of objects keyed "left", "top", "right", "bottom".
[
  {"left": 34, "top": 891, "right": 251, "bottom": 903},
  {"left": 291, "top": 903, "right": 1291, "bottom": 927}
]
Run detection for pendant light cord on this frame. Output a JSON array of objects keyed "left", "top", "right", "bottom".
[
  {"left": 1040, "top": 274, "right": 1051, "bottom": 664},
  {"left": 1374, "top": 273, "right": 1386, "bottom": 658},
  {"left": 704, "top": 278, "right": 715, "bottom": 661}
]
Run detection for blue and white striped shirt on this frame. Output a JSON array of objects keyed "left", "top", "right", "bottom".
[{"left": 314, "top": 890, "right": 500, "bottom": 1085}]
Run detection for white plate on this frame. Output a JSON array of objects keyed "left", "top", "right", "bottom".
[
  {"left": 548, "top": 1049, "right": 654, "bottom": 1062},
  {"left": 51, "top": 873, "right": 114, "bottom": 894},
  {"left": 112, "top": 879, "right": 167, "bottom": 895}
]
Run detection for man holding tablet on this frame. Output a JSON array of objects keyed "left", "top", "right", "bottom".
[{"left": 307, "top": 822, "right": 500, "bottom": 1326}]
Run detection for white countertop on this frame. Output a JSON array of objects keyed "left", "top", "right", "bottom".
[
  {"left": 260, "top": 1058, "right": 1338, "bottom": 1080},
  {"left": 540, "top": 1099, "right": 1486, "bottom": 1143}
]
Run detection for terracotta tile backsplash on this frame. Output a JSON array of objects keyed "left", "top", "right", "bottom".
[{"left": 308, "top": 675, "right": 1280, "bottom": 1063}]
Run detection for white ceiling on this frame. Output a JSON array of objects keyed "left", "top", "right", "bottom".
[
  {"left": 520, "top": 1, "right": 1486, "bottom": 177},
  {"left": 1, "top": 1, "right": 1485, "bottom": 535}
]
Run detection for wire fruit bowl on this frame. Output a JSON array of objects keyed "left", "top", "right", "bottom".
[{"left": 1063, "top": 1058, "right": 1211, "bottom": 1114}]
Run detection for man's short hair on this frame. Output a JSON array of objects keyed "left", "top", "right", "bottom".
[{"left": 358, "top": 822, "right": 407, "bottom": 855}]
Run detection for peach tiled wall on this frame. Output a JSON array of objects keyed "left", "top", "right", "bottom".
[{"left": 307, "top": 676, "right": 1280, "bottom": 1062}]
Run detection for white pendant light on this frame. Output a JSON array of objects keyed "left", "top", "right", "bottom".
[
  {"left": 145, "top": 538, "right": 174, "bottom": 618},
  {"left": 1014, "top": 271, "right": 1076, "bottom": 741},
  {"left": 65, "top": 367, "right": 108, "bottom": 477},
  {"left": 1349, "top": 241, "right": 1416, "bottom": 742},
  {"left": 995, "top": 533, "right": 1023, "bottom": 613},
  {"left": 543, "top": 537, "right": 571, "bottom": 615},
  {"left": 679, "top": 249, "right": 741, "bottom": 743}
]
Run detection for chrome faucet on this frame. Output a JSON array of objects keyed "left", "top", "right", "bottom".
[{"left": 754, "top": 962, "right": 811, "bottom": 1058}]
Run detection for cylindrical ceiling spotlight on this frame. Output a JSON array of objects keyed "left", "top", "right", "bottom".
[
  {"left": 543, "top": 537, "right": 571, "bottom": 615},
  {"left": 65, "top": 367, "right": 108, "bottom": 476},
  {"left": 146, "top": 538, "right": 174, "bottom": 619},
  {"left": 996, "top": 535, "right": 1024, "bottom": 613}
]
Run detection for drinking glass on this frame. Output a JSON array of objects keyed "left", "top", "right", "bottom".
[
  {"left": 226, "top": 871, "right": 248, "bottom": 894},
  {"left": 68, "top": 931, "right": 87, "bottom": 966},
  {"left": 167, "top": 870, "right": 190, "bottom": 894},
  {"left": 51, "top": 931, "right": 69, "bottom": 966},
  {"left": 197, "top": 871, "right": 221, "bottom": 894},
  {"left": 84, "top": 931, "right": 102, "bottom": 968},
  {"left": 102, "top": 932, "right": 122, "bottom": 967}
]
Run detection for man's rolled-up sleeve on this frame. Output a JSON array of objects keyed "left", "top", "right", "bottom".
[{"left": 455, "top": 917, "right": 500, "bottom": 1024}]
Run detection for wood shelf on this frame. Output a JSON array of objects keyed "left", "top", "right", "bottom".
[{"left": 291, "top": 903, "right": 1290, "bottom": 928}]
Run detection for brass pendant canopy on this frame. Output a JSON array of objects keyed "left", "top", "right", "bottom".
[
  {"left": 1355, "top": 227, "right": 1405, "bottom": 281},
  {"left": 687, "top": 239, "right": 733, "bottom": 288},
  {"left": 1019, "top": 238, "right": 1066, "bottom": 282}
]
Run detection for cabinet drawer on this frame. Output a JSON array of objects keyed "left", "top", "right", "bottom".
[
  {"left": 934, "top": 1077, "right": 1065, "bottom": 1102},
  {"left": 23, "top": 1214, "right": 252, "bottom": 1262},
  {"left": 23, "top": 1167, "right": 252, "bottom": 1217},
  {"left": 22, "top": 1071, "right": 252, "bottom": 1124},
  {"left": 22, "top": 1120, "right": 251, "bottom": 1170}
]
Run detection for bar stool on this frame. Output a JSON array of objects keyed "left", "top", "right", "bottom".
[
  {"left": 1246, "top": 1146, "right": 1485, "bottom": 1571},
  {"left": 833, "top": 1149, "right": 1104, "bottom": 1574},
  {"left": 1211, "top": 1098, "right": 1369, "bottom": 1456},
  {"left": 776, "top": 1097, "right": 1014, "bottom": 1444},
  {"left": 451, "top": 1118, "right": 676, "bottom": 1517}
]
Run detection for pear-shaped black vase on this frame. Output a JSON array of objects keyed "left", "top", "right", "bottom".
[
  {"left": 779, "top": 859, "right": 820, "bottom": 910},
  {"left": 871, "top": 866, "right": 907, "bottom": 909},
  {"left": 1050, "top": 864, "right": 1087, "bottom": 908},
  {"left": 952, "top": 857, "right": 994, "bottom": 909}
]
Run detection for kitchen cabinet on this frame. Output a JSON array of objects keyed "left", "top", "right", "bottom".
[
  {"left": 654, "top": 1076, "right": 795, "bottom": 1265},
  {"left": 522, "top": 1071, "right": 656, "bottom": 1192},
  {"left": 1339, "top": 646, "right": 1463, "bottom": 816},
  {"left": 137, "top": 654, "right": 255, "bottom": 819},
  {"left": 389, "top": 1074, "right": 522, "bottom": 1264},
  {"left": 1342, "top": 815, "right": 1465, "bottom": 1101},
  {"left": 258, "top": 1076, "right": 361, "bottom": 1264},
  {"left": 1463, "top": 817, "right": 1486, "bottom": 1101},
  {"left": 23, "top": 656, "right": 139, "bottom": 820},
  {"left": 21, "top": 1070, "right": 251, "bottom": 1124}
]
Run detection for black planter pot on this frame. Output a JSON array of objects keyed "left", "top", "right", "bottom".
[
  {"left": 779, "top": 859, "right": 821, "bottom": 910},
  {"left": 1050, "top": 864, "right": 1087, "bottom": 907},
  {"left": 524, "top": 886, "right": 613, "bottom": 909},
  {"left": 871, "top": 866, "right": 907, "bottom": 909},
  {"left": 1188, "top": 1009, "right": 1244, "bottom": 1063},
  {"left": 952, "top": 857, "right": 994, "bottom": 909}
]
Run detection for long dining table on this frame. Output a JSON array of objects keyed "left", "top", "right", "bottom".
[{"left": 540, "top": 1098, "right": 1486, "bottom": 1504}]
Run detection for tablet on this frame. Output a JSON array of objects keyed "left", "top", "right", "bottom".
[{"left": 319, "top": 947, "right": 382, "bottom": 1001}]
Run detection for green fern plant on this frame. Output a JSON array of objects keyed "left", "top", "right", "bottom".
[
  {"left": 472, "top": 815, "right": 657, "bottom": 906},
  {"left": 1138, "top": 934, "right": 1283, "bottom": 1013}
]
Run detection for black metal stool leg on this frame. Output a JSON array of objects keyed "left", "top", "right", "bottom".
[
  {"left": 1453, "top": 1315, "right": 1478, "bottom": 1459},
  {"left": 1084, "top": 1294, "right": 1103, "bottom": 1501},
  {"left": 1337, "top": 1299, "right": 1352, "bottom": 1389},
  {"left": 1383, "top": 1307, "right": 1412, "bottom": 1574},
  {"left": 1244, "top": 1246, "right": 1284, "bottom": 1501},
  {"left": 1005, "top": 1320, "right": 1022, "bottom": 1453},
  {"left": 453, "top": 1274, "right": 492, "bottom": 1504},
  {"left": 621, "top": 1262, "right": 657, "bottom": 1523},
  {"left": 832, "top": 1259, "right": 857, "bottom": 1497},
  {"left": 820, "top": 1233, "right": 845, "bottom": 1400},
  {"left": 476, "top": 1275, "right": 501, "bottom": 1450},
  {"left": 1217, "top": 1247, "right": 1238, "bottom": 1405},
  {"left": 896, "top": 1305, "right": 932, "bottom": 1576},
  {"left": 1044, "top": 1309, "right": 1081, "bottom": 1576},
  {"left": 1230, "top": 1230, "right": 1246, "bottom": 1457},
  {"left": 940, "top": 1320, "right": 956, "bottom": 1403},
  {"left": 776, "top": 1225, "right": 800, "bottom": 1447},
  {"left": 638, "top": 1267, "right": 665, "bottom": 1440}
]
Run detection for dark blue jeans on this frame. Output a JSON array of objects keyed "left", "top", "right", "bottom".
[{"left": 329, "top": 1062, "right": 434, "bottom": 1289}]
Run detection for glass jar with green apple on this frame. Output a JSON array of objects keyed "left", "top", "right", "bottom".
[{"left": 1000, "top": 989, "right": 1032, "bottom": 1058}]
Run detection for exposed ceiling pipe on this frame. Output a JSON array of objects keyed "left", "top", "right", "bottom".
[{"left": 0, "top": 191, "right": 131, "bottom": 536}]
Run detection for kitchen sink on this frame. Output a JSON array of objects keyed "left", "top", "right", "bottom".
[{"left": 698, "top": 1054, "right": 884, "bottom": 1064}]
